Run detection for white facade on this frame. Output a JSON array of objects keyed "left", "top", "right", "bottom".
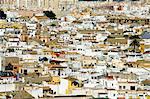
[{"left": 0, "top": 84, "right": 16, "bottom": 92}]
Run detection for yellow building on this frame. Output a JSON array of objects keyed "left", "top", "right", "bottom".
[
  {"left": 49, "top": 76, "right": 60, "bottom": 84},
  {"left": 64, "top": 77, "right": 83, "bottom": 94},
  {"left": 146, "top": 96, "right": 150, "bottom": 99},
  {"left": 139, "top": 43, "right": 145, "bottom": 53}
]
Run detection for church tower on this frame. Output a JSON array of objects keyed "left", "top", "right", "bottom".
[
  {"left": 20, "top": 24, "right": 29, "bottom": 42},
  {"left": 35, "top": 23, "right": 41, "bottom": 40}
]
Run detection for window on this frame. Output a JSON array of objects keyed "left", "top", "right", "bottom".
[
  {"left": 123, "top": 86, "right": 126, "bottom": 89},
  {"left": 139, "top": 95, "right": 143, "bottom": 97},
  {"left": 130, "top": 86, "right": 135, "bottom": 90},
  {"left": 24, "top": 70, "right": 27, "bottom": 75},
  {"left": 35, "top": 70, "right": 38, "bottom": 72},
  {"left": 119, "top": 86, "right": 122, "bottom": 89}
]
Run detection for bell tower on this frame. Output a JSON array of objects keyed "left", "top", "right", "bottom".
[
  {"left": 20, "top": 24, "right": 29, "bottom": 42},
  {"left": 35, "top": 23, "right": 41, "bottom": 40}
]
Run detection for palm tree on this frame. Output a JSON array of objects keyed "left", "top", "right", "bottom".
[
  {"left": 129, "top": 35, "right": 140, "bottom": 39},
  {"left": 130, "top": 39, "right": 140, "bottom": 52}
]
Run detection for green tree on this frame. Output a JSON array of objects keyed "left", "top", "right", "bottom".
[
  {"left": 130, "top": 39, "right": 140, "bottom": 52},
  {"left": 129, "top": 35, "right": 140, "bottom": 39},
  {"left": 50, "top": 23, "right": 56, "bottom": 27},
  {"left": 43, "top": 11, "right": 56, "bottom": 19},
  {"left": 0, "top": 10, "right": 7, "bottom": 19}
]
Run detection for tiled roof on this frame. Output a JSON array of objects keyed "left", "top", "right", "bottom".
[
  {"left": 142, "top": 79, "right": 150, "bottom": 85},
  {"left": 13, "top": 90, "right": 34, "bottom": 99},
  {"left": 34, "top": 16, "right": 49, "bottom": 20}
]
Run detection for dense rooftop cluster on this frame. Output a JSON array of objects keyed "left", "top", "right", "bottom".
[{"left": 0, "top": 1, "right": 150, "bottom": 99}]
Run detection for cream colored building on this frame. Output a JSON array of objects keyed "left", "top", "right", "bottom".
[{"left": 0, "top": 0, "right": 59, "bottom": 10}]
